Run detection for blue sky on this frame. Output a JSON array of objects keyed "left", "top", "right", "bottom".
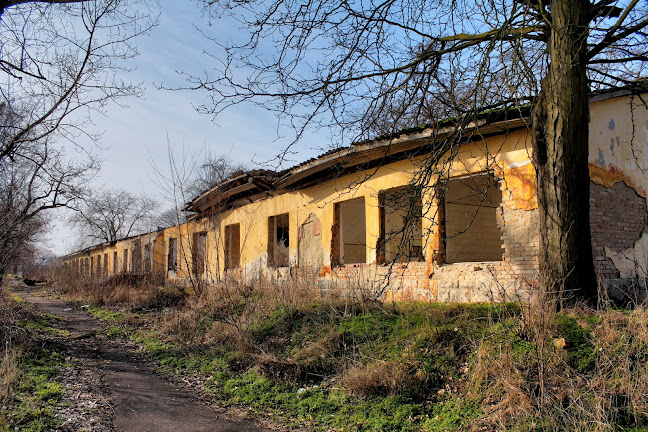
[{"left": 46, "top": 0, "right": 326, "bottom": 255}]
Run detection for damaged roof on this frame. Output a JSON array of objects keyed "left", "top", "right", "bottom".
[
  {"left": 186, "top": 84, "right": 647, "bottom": 215},
  {"left": 186, "top": 106, "right": 530, "bottom": 214},
  {"left": 186, "top": 169, "right": 277, "bottom": 215}
]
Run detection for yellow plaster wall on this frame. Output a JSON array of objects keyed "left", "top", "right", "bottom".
[
  {"left": 63, "top": 92, "right": 648, "bottom": 291},
  {"left": 63, "top": 126, "right": 537, "bottom": 287},
  {"left": 589, "top": 94, "right": 648, "bottom": 197},
  {"left": 209, "top": 128, "right": 534, "bottom": 282}
]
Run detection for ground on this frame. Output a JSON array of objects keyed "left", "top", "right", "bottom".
[{"left": 12, "top": 284, "right": 273, "bottom": 432}]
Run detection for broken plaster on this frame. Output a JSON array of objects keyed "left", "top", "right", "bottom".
[{"left": 606, "top": 233, "right": 648, "bottom": 279}]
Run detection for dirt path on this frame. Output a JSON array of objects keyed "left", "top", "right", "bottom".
[{"left": 16, "top": 287, "right": 271, "bottom": 432}]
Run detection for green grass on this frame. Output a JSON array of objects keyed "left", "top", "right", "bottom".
[
  {"left": 552, "top": 314, "right": 597, "bottom": 373},
  {"left": 102, "top": 324, "right": 132, "bottom": 338},
  {"left": 87, "top": 305, "right": 123, "bottom": 321},
  {"left": 0, "top": 342, "right": 66, "bottom": 431},
  {"left": 19, "top": 314, "right": 70, "bottom": 337}
]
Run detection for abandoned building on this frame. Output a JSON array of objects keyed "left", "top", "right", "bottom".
[{"left": 64, "top": 88, "right": 648, "bottom": 302}]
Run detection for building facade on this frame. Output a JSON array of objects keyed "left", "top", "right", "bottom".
[{"left": 64, "top": 89, "right": 648, "bottom": 302}]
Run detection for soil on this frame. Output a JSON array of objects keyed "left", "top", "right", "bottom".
[{"left": 14, "top": 285, "right": 273, "bottom": 432}]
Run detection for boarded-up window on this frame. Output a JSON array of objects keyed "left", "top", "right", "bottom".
[
  {"left": 332, "top": 198, "right": 366, "bottom": 265},
  {"left": 103, "top": 254, "right": 108, "bottom": 275},
  {"left": 168, "top": 238, "right": 178, "bottom": 271},
  {"left": 443, "top": 173, "right": 503, "bottom": 263},
  {"left": 192, "top": 232, "right": 207, "bottom": 275},
  {"left": 122, "top": 249, "right": 129, "bottom": 273},
  {"left": 268, "top": 214, "right": 289, "bottom": 267},
  {"left": 95, "top": 256, "right": 100, "bottom": 275},
  {"left": 379, "top": 187, "right": 423, "bottom": 263},
  {"left": 143, "top": 244, "right": 152, "bottom": 273},
  {"left": 113, "top": 251, "right": 118, "bottom": 274},
  {"left": 225, "top": 223, "right": 241, "bottom": 270},
  {"left": 132, "top": 240, "right": 142, "bottom": 273}
]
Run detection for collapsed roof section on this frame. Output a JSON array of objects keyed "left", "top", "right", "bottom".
[{"left": 185, "top": 169, "right": 277, "bottom": 216}]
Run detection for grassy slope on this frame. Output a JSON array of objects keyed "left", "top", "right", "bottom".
[{"left": 81, "top": 284, "right": 648, "bottom": 432}]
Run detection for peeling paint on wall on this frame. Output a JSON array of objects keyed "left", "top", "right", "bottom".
[
  {"left": 589, "top": 163, "right": 647, "bottom": 198},
  {"left": 502, "top": 161, "right": 538, "bottom": 211},
  {"left": 590, "top": 181, "right": 648, "bottom": 279},
  {"left": 298, "top": 213, "right": 323, "bottom": 272}
]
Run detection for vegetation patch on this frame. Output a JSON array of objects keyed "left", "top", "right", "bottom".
[
  {"left": 88, "top": 305, "right": 123, "bottom": 322},
  {"left": 51, "top": 276, "right": 648, "bottom": 432},
  {"left": 0, "top": 292, "right": 68, "bottom": 432}
]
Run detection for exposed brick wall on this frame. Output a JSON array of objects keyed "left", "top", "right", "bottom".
[
  {"left": 323, "top": 181, "right": 542, "bottom": 303},
  {"left": 328, "top": 262, "right": 431, "bottom": 300},
  {"left": 500, "top": 206, "right": 540, "bottom": 276},
  {"left": 430, "top": 205, "right": 538, "bottom": 303},
  {"left": 590, "top": 181, "right": 647, "bottom": 279}
]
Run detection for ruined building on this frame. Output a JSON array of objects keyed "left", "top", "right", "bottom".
[{"left": 64, "top": 88, "right": 648, "bottom": 302}]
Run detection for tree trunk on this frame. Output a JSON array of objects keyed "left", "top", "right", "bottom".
[{"left": 532, "top": 0, "right": 597, "bottom": 303}]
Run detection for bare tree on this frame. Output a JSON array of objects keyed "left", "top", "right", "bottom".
[
  {"left": 151, "top": 142, "right": 248, "bottom": 228},
  {"left": 0, "top": 0, "right": 154, "bottom": 287},
  {"left": 188, "top": 154, "right": 248, "bottom": 198},
  {"left": 0, "top": 0, "right": 155, "bottom": 162},
  {"left": 188, "top": 0, "right": 648, "bottom": 301},
  {"left": 71, "top": 189, "right": 157, "bottom": 245},
  {"left": 0, "top": 130, "right": 95, "bottom": 284}
]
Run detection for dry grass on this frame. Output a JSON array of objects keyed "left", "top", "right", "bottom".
[
  {"left": 0, "top": 347, "right": 22, "bottom": 403},
  {"left": 341, "top": 360, "right": 413, "bottom": 396},
  {"left": 157, "top": 271, "right": 323, "bottom": 346},
  {"left": 53, "top": 266, "right": 186, "bottom": 310},
  {"left": 466, "top": 292, "right": 648, "bottom": 432},
  {"left": 0, "top": 290, "right": 31, "bottom": 404},
  {"left": 469, "top": 339, "right": 537, "bottom": 429}
]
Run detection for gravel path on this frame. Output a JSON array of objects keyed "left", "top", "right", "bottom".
[{"left": 16, "top": 286, "right": 271, "bottom": 432}]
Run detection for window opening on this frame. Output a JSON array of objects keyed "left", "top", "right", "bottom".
[
  {"left": 332, "top": 198, "right": 366, "bottom": 265},
  {"left": 113, "top": 251, "right": 118, "bottom": 274},
  {"left": 168, "top": 238, "right": 178, "bottom": 271},
  {"left": 122, "top": 249, "right": 129, "bottom": 272},
  {"left": 268, "top": 214, "right": 290, "bottom": 267},
  {"left": 144, "top": 244, "right": 152, "bottom": 273},
  {"left": 192, "top": 232, "right": 207, "bottom": 275},
  {"left": 224, "top": 223, "right": 241, "bottom": 269},
  {"left": 132, "top": 239, "right": 142, "bottom": 272},
  {"left": 379, "top": 186, "right": 424, "bottom": 263},
  {"left": 443, "top": 173, "right": 503, "bottom": 263}
]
